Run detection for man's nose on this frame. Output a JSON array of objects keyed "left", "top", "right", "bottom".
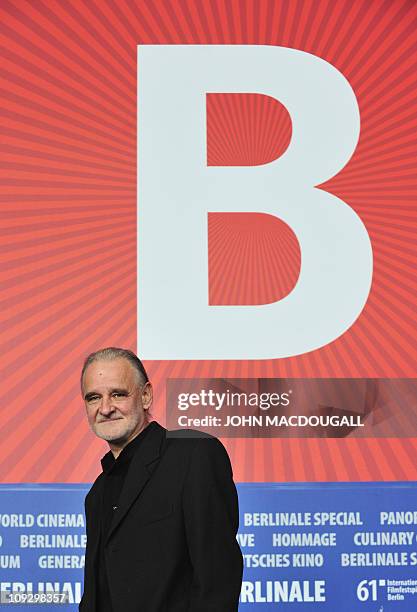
[{"left": 99, "top": 396, "right": 115, "bottom": 415}]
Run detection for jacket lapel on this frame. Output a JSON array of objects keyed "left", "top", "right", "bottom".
[{"left": 105, "top": 421, "right": 166, "bottom": 544}]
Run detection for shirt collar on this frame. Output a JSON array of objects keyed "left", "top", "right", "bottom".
[{"left": 100, "top": 421, "right": 155, "bottom": 473}]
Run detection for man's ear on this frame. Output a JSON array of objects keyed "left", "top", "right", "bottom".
[{"left": 142, "top": 381, "right": 153, "bottom": 411}]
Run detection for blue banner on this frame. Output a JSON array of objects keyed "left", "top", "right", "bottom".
[
  {"left": 239, "top": 483, "right": 417, "bottom": 610},
  {"left": 1, "top": 483, "right": 416, "bottom": 610}
]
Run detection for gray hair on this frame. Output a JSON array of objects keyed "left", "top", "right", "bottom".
[{"left": 80, "top": 347, "right": 149, "bottom": 388}]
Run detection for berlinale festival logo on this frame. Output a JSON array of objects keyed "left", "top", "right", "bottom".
[{"left": 138, "top": 46, "right": 373, "bottom": 360}]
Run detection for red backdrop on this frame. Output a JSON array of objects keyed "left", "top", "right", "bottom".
[{"left": 1, "top": 0, "right": 416, "bottom": 483}]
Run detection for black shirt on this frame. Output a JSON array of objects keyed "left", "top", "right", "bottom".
[{"left": 96, "top": 422, "right": 154, "bottom": 612}]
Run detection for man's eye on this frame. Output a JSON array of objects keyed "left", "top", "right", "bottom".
[
  {"left": 112, "top": 393, "right": 126, "bottom": 398},
  {"left": 87, "top": 396, "right": 99, "bottom": 403}
]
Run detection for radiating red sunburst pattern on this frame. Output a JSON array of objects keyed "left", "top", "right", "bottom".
[
  {"left": 207, "top": 93, "right": 292, "bottom": 166},
  {"left": 207, "top": 94, "right": 297, "bottom": 305},
  {"left": 1, "top": 0, "right": 417, "bottom": 484},
  {"left": 208, "top": 213, "right": 301, "bottom": 304}
]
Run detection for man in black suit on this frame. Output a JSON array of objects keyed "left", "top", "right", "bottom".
[{"left": 79, "top": 347, "right": 243, "bottom": 612}]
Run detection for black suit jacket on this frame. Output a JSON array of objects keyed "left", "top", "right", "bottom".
[{"left": 80, "top": 421, "right": 243, "bottom": 611}]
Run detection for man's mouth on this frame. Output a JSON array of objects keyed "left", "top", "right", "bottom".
[{"left": 98, "top": 418, "right": 123, "bottom": 423}]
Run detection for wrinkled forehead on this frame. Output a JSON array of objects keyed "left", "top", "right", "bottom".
[{"left": 82, "top": 358, "right": 141, "bottom": 392}]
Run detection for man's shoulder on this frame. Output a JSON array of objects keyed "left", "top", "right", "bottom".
[
  {"left": 163, "top": 426, "right": 231, "bottom": 466},
  {"left": 165, "top": 426, "right": 222, "bottom": 450},
  {"left": 166, "top": 426, "right": 214, "bottom": 440}
]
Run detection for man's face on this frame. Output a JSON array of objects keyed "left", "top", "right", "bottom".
[{"left": 82, "top": 358, "right": 152, "bottom": 452}]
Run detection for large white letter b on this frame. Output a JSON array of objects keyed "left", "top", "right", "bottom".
[{"left": 138, "top": 45, "right": 372, "bottom": 359}]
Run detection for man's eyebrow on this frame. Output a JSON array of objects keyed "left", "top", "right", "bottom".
[
  {"left": 84, "top": 388, "right": 129, "bottom": 400},
  {"left": 84, "top": 391, "right": 100, "bottom": 400}
]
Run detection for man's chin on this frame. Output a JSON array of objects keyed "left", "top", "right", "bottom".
[{"left": 94, "top": 422, "right": 128, "bottom": 443}]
